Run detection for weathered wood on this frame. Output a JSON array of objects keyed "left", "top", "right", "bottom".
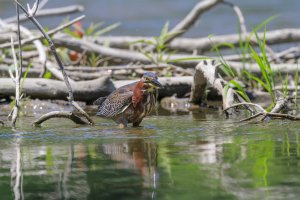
[
  {"left": 4, "top": 5, "right": 84, "bottom": 23},
  {"left": 190, "top": 64, "right": 207, "bottom": 104},
  {"left": 32, "top": 111, "right": 88, "bottom": 126},
  {"left": 94, "top": 28, "right": 300, "bottom": 53},
  {"left": 0, "top": 76, "right": 115, "bottom": 102}
]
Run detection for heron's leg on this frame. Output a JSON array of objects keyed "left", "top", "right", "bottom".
[
  {"left": 116, "top": 115, "right": 128, "bottom": 128},
  {"left": 133, "top": 119, "right": 143, "bottom": 127}
]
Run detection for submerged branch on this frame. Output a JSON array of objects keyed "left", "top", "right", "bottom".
[{"left": 32, "top": 111, "right": 88, "bottom": 126}]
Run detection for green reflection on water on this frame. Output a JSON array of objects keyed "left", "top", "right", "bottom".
[{"left": 1, "top": 111, "right": 300, "bottom": 199}]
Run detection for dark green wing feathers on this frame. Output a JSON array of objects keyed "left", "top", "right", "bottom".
[{"left": 96, "top": 90, "right": 133, "bottom": 118}]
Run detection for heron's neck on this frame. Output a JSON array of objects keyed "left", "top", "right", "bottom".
[{"left": 132, "top": 81, "right": 145, "bottom": 107}]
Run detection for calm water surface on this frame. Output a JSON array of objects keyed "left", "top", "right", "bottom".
[
  {"left": 1, "top": 0, "right": 300, "bottom": 37},
  {"left": 1, "top": 0, "right": 300, "bottom": 199},
  {"left": 0, "top": 108, "right": 300, "bottom": 199}
]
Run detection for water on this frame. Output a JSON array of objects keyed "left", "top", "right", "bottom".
[
  {"left": 1, "top": 1, "right": 300, "bottom": 199},
  {"left": 1, "top": 0, "right": 300, "bottom": 37},
  {"left": 1, "top": 108, "right": 300, "bottom": 199}
]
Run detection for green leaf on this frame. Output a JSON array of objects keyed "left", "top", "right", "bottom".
[
  {"left": 246, "top": 15, "right": 278, "bottom": 44},
  {"left": 63, "top": 27, "right": 81, "bottom": 39},
  {"left": 167, "top": 56, "right": 212, "bottom": 63},
  {"left": 43, "top": 71, "right": 52, "bottom": 79},
  {"left": 93, "top": 22, "right": 120, "bottom": 37},
  {"left": 86, "top": 22, "right": 103, "bottom": 36},
  {"left": 229, "top": 79, "right": 251, "bottom": 102},
  {"left": 244, "top": 70, "right": 271, "bottom": 93}
]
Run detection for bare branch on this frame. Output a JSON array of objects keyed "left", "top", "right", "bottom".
[
  {"left": 239, "top": 112, "right": 263, "bottom": 122},
  {"left": 166, "top": 0, "right": 223, "bottom": 44},
  {"left": 32, "top": 111, "right": 89, "bottom": 127},
  {"left": 222, "top": 1, "right": 247, "bottom": 40},
  {"left": 94, "top": 28, "right": 300, "bottom": 53},
  {"left": 15, "top": 0, "right": 94, "bottom": 125},
  {"left": 4, "top": 4, "right": 84, "bottom": 23},
  {"left": 223, "top": 102, "right": 266, "bottom": 113},
  {"left": 0, "top": 15, "right": 86, "bottom": 49},
  {"left": 10, "top": 2, "right": 23, "bottom": 127}
]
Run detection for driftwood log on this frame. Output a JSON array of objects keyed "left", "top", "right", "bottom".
[
  {"left": 0, "top": 76, "right": 114, "bottom": 102},
  {"left": 53, "top": 35, "right": 300, "bottom": 72},
  {"left": 0, "top": 76, "right": 194, "bottom": 102},
  {"left": 94, "top": 28, "right": 300, "bottom": 53}
]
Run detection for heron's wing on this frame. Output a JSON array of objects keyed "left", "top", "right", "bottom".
[
  {"left": 93, "top": 96, "right": 107, "bottom": 108},
  {"left": 96, "top": 90, "right": 133, "bottom": 118}
]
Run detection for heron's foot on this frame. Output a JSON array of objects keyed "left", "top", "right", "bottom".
[{"left": 118, "top": 123, "right": 127, "bottom": 129}]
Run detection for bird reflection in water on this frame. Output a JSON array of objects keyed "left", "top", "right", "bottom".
[{"left": 102, "top": 138, "right": 158, "bottom": 197}]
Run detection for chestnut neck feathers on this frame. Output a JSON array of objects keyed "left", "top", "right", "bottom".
[{"left": 132, "top": 81, "right": 149, "bottom": 108}]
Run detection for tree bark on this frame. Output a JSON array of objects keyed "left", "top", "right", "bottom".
[
  {"left": 94, "top": 28, "right": 300, "bottom": 53},
  {"left": 0, "top": 76, "right": 115, "bottom": 102}
]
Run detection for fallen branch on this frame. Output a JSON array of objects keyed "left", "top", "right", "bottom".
[
  {"left": 224, "top": 93, "right": 297, "bottom": 122},
  {"left": 15, "top": 0, "right": 94, "bottom": 125},
  {"left": 4, "top": 4, "right": 84, "bottom": 23},
  {"left": 94, "top": 28, "right": 300, "bottom": 53},
  {"left": 0, "top": 15, "right": 86, "bottom": 49},
  {"left": 0, "top": 18, "right": 47, "bottom": 77},
  {"left": 166, "top": 0, "right": 223, "bottom": 44},
  {"left": 143, "top": 0, "right": 223, "bottom": 51},
  {"left": 223, "top": 102, "right": 265, "bottom": 113},
  {"left": 190, "top": 59, "right": 237, "bottom": 109},
  {"left": 32, "top": 111, "right": 88, "bottom": 126},
  {"left": 223, "top": 1, "right": 247, "bottom": 40},
  {"left": 239, "top": 112, "right": 300, "bottom": 122},
  {"left": 0, "top": 77, "right": 114, "bottom": 102},
  {"left": 54, "top": 36, "right": 300, "bottom": 71}
]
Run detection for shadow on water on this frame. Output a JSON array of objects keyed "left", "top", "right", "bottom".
[{"left": 1, "top": 108, "right": 300, "bottom": 199}]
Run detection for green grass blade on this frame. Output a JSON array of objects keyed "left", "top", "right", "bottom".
[
  {"left": 229, "top": 79, "right": 251, "bottom": 102},
  {"left": 94, "top": 22, "right": 120, "bottom": 37},
  {"left": 244, "top": 70, "right": 271, "bottom": 93}
]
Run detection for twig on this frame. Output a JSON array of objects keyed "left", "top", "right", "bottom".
[
  {"left": 0, "top": 15, "right": 86, "bottom": 49},
  {"left": 15, "top": 0, "right": 94, "bottom": 125},
  {"left": 239, "top": 112, "right": 264, "bottom": 122},
  {"left": 4, "top": 4, "right": 84, "bottom": 23},
  {"left": 239, "top": 112, "right": 300, "bottom": 122},
  {"left": 32, "top": 111, "right": 88, "bottom": 126},
  {"left": 166, "top": 0, "right": 223, "bottom": 45},
  {"left": 10, "top": 35, "right": 21, "bottom": 127},
  {"left": 46, "top": 61, "right": 75, "bottom": 82},
  {"left": 0, "top": 19, "right": 47, "bottom": 76},
  {"left": 8, "top": 2, "right": 23, "bottom": 127},
  {"left": 259, "top": 94, "right": 287, "bottom": 121},
  {"left": 223, "top": 102, "right": 265, "bottom": 113},
  {"left": 222, "top": 1, "right": 247, "bottom": 40}
]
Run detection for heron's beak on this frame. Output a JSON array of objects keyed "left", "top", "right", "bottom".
[{"left": 150, "top": 79, "right": 162, "bottom": 88}]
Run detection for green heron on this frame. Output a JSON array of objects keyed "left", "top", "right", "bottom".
[{"left": 95, "top": 72, "right": 162, "bottom": 128}]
